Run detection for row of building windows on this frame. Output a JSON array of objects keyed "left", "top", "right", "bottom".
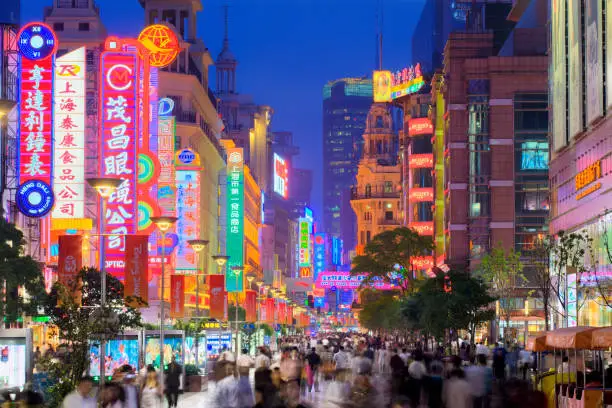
[{"left": 53, "top": 22, "right": 90, "bottom": 31}]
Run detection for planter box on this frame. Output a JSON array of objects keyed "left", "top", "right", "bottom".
[{"left": 186, "top": 375, "right": 208, "bottom": 392}]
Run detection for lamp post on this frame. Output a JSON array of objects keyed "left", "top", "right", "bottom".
[
  {"left": 230, "top": 265, "right": 245, "bottom": 356},
  {"left": 212, "top": 255, "right": 229, "bottom": 274},
  {"left": 187, "top": 239, "right": 208, "bottom": 372},
  {"left": 150, "top": 216, "right": 178, "bottom": 389},
  {"left": 86, "top": 177, "right": 121, "bottom": 385}
]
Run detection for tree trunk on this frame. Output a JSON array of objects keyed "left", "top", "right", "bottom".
[{"left": 543, "top": 296, "right": 550, "bottom": 331}]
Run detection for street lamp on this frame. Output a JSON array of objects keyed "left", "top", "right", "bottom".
[
  {"left": 187, "top": 239, "right": 208, "bottom": 373},
  {"left": 86, "top": 177, "right": 121, "bottom": 385},
  {"left": 246, "top": 271, "right": 256, "bottom": 290},
  {"left": 230, "top": 265, "right": 244, "bottom": 356},
  {"left": 212, "top": 254, "right": 229, "bottom": 274},
  {"left": 150, "top": 216, "right": 178, "bottom": 388}
]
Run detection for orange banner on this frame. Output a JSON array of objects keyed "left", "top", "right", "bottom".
[
  {"left": 58, "top": 235, "right": 82, "bottom": 286},
  {"left": 170, "top": 275, "right": 184, "bottom": 318},
  {"left": 245, "top": 290, "right": 257, "bottom": 323},
  {"left": 124, "top": 235, "right": 149, "bottom": 306},
  {"left": 265, "top": 298, "right": 275, "bottom": 323},
  {"left": 286, "top": 306, "right": 293, "bottom": 325},
  {"left": 209, "top": 274, "right": 225, "bottom": 319}
]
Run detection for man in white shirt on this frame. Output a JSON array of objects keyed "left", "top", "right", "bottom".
[
  {"left": 333, "top": 346, "right": 350, "bottom": 370},
  {"left": 476, "top": 342, "right": 489, "bottom": 357},
  {"left": 62, "top": 376, "right": 95, "bottom": 408},
  {"left": 399, "top": 348, "right": 410, "bottom": 365},
  {"left": 255, "top": 347, "right": 271, "bottom": 369},
  {"left": 219, "top": 346, "right": 236, "bottom": 362},
  {"left": 237, "top": 348, "right": 254, "bottom": 376}
]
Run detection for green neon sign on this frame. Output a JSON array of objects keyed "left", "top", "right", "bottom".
[{"left": 226, "top": 147, "right": 244, "bottom": 292}]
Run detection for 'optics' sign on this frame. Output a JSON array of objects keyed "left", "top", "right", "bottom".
[
  {"left": 273, "top": 153, "right": 289, "bottom": 199},
  {"left": 16, "top": 22, "right": 58, "bottom": 217},
  {"left": 52, "top": 47, "right": 86, "bottom": 219},
  {"left": 100, "top": 50, "right": 140, "bottom": 277},
  {"left": 226, "top": 147, "right": 245, "bottom": 292}
]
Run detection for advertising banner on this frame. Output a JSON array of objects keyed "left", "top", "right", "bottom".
[
  {"left": 273, "top": 153, "right": 289, "bottom": 198},
  {"left": 53, "top": 47, "right": 86, "bottom": 219},
  {"left": 259, "top": 300, "right": 267, "bottom": 322},
  {"left": 170, "top": 275, "right": 184, "bottom": 318},
  {"left": 568, "top": 0, "right": 583, "bottom": 138},
  {"left": 99, "top": 51, "right": 140, "bottom": 278},
  {"left": 409, "top": 187, "right": 434, "bottom": 202},
  {"left": 373, "top": 70, "right": 392, "bottom": 102},
  {"left": 408, "top": 118, "right": 433, "bottom": 137},
  {"left": 175, "top": 170, "right": 200, "bottom": 272},
  {"left": 124, "top": 235, "right": 149, "bottom": 305},
  {"left": 208, "top": 274, "right": 226, "bottom": 319},
  {"left": 585, "top": 0, "right": 603, "bottom": 125},
  {"left": 315, "top": 271, "right": 397, "bottom": 290},
  {"left": 226, "top": 147, "right": 244, "bottom": 292},
  {"left": 278, "top": 301, "right": 286, "bottom": 325},
  {"left": 313, "top": 233, "right": 326, "bottom": 279},
  {"left": 608, "top": 0, "right": 612, "bottom": 110},
  {"left": 245, "top": 290, "right": 257, "bottom": 323},
  {"left": 551, "top": 0, "right": 567, "bottom": 151},
  {"left": 57, "top": 235, "right": 82, "bottom": 286},
  {"left": 298, "top": 218, "right": 311, "bottom": 267},
  {"left": 408, "top": 153, "right": 434, "bottom": 169},
  {"left": 265, "top": 298, "right": 275, "bottom": 323}
]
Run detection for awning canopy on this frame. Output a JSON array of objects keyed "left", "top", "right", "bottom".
[
  {"left": 591, "top": 327, "right": 612, "bottom": 350},
  {"left": 526, "top": 331, "right": 550, "bottom": 352},
  {"left": 545, "top": 326, "right": 597, "bottom": 349}
]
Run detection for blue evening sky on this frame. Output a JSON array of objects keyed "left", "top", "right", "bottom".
[{"left": 22, "top": 0, "right": 425, "bottom": 218}]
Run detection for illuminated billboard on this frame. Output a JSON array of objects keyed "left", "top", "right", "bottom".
[
  {"left": 273, "top": 153, "right": 289, "bottom": 199},
  {"left": 408, "top": 118, "right": 433, "bottom": 136},
  {"left": 409, "top": 187, "right": 434, "bottom": 202},
  {"left": 52, "top": 47, "right": 86, "bottom": 220},
  {"left": 314, "top": 272, "right": 396, "bottom": 290},
  {"left": 226, "top": 147, "right": 244, "bottom": 292},
  {"left": 100, "top": 50, "right": 140, "bottom": 277},
  {"left": 373, "top": 70, "right": 392, "bottom": 102},
  {"left": 390, "top": 64, "right": 424, "bottom": 99},
  {"left": 16, "top": 22, "right": 58, "bottom": 218},
  {"left": 313, "top": 233, "right": 326, "bottom": 279},
  {"left": 298, "top": 218, "right": 312, "bottom": 268},
  {"left": 408, "top": 153, "right": 434, "bottom": 169},
  {"left": 409, "top": 222, "right": 434, "bottom": 236},
  {"left": 175, "top": 169, "right": 200, "bottom": 272}
]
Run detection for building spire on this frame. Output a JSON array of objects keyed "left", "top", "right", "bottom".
[
  {"left": 375, "top": 0, "right": 384, "bottom": 70},
  {"left": 223, "top": 4, "right": 229, "bottom": 45}
]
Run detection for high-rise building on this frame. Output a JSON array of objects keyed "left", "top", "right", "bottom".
[
  {"left": 549, "top": 0, "right": 612, "bottom": 327},
  {"left": 322, "top": 77, "right": 372, "bottom": 254},
  {"left": 350, "top": 103, "right": 401, "bottom": 252}
]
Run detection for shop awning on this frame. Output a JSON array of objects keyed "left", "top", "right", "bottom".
[
  {"left": 545, "top": 326, "right": 597, "bottom": 349},
  {"left": 526, "top": 331, "right": 550, "bottom": 352},
  {"left": 591, "top": 327, "right": 612, "bottom": 349}
]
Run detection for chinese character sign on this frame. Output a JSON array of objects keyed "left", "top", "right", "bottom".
[
  {"left": 299, "top": 218, "right": 311, "bottom": 267},
  {"left": 273, "top": 153, "right": 288, "bottom": 199},
  {"left": 53, "top": 47, "right": 86, "bottom": 219},
  {"left": 57, "top": 235, "right": 82, "bottom": 286},
  {"left": 313, "top": 233, "right": 326, "bottom": 279},
  {"left": 157, "top": 116, "right": 176, "bottom": 213},
  {"left": 175, "top": 170, "right": 200, "bottom": 271},
  {"left": 100, "top": 51, "right": 139, "bottom": 278},
  {"left": 226, "top": 148, "right": 244, "bottom": 292}
]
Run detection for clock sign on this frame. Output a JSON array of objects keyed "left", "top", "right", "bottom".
[{"left": 17, "top": 22, "right": 58, "bottom": 61}]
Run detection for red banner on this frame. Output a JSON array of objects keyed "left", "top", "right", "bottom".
[
  {"left": 170, "top": 275, "right": 184, "bottom": 318},
  {"left": 245, "top": 290, "right": 257, "bottom": 323},
  {"left": 265, "top": 298, "right": 275, "bottom": 323},
  {"left": 209, "top": 274, "right": 226, "bottom": 319},
  {"left": 124, "top": 235, "right": 149, "bottom": 306},
  {"left": 278, "top": 302, "right": 286, "bottom": 325},
  {"left": 286, "top": 306, "right": 293, "bottom": 325},
  {"left": 57, "top": 235, "right": 82, "bottom": 286}
]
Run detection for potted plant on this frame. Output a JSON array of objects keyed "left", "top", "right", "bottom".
[{"left": 185, "top": 364, "right": 207, "bottom": 392}]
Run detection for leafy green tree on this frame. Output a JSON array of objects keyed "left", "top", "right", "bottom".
[
  {"left": 0, "top": 219, "right": 47, "bottom": 326},
  {"left": 358, "top": 294, "right": 405, "bottom": 332},
  {"left": 40, "top": 267, "right": 144, "bottom": 408},
  {"left": 480, "top": 245, "right": 525, "bottom": 335},
  {"left": 351, "top": 227, "right": 433, "bottom": 295}
]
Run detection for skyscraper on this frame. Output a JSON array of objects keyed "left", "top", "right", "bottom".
[{"left": 322, "top": 77, "right": 372, "bottom": 254}]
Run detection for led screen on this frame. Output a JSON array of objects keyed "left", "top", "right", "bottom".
[
  {"left": 0, "top": 343, "right": 26, "bottom": 388},
  {"left": 144, "top": 336, "right": 183, "bottom": 369},
  {"left": 520, "top": 142, "right": 548, "bottom": 170},
  {"left": 89, "top": 339, "right": 139, "bottom": 377}
]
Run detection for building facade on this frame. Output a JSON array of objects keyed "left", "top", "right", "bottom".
[
  {"left": 549, "top": 0, "right": 612, "bottom": 326},
  {"left": 350, "top": 103, "right": 401, "bottom": 252},
  {"left": 322, "top": 77, "right": 372, "bottom": 255}
]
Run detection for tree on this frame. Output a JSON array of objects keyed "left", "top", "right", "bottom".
[
  {"left": 351, "top": 227, "right": 434, "bottom": 295},
  {"left": 480, "top": 245, "right": 525, "bottom": 336},
  {"left": 0, "top": 219, "right": 47, "bottom": 326},
  {"left": 358, "top": 294, "right": 405, "bottom": 333},
  {"left": 40, "top": 267, "right": 144, "bottom": 408},
  {"left": 529, "top": 237, "right": 554, "bottom": 330}
]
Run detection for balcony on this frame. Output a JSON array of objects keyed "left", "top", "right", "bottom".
[
  {"left": 378, "top": 218, "right": 402, "bottom": 226},
  {"left": 175, "top": 110, "right": 224, "bottom": 156},
  {"left": 351, "top": 186, "right": 400, "bottom": 200}
]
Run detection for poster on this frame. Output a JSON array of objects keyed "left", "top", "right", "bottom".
[
  {"left": 585, "top": 0, "right": 603, "bottom": 124},
  {"left": 205, "top": 332, "right": 232, "bottom": 359},
  {"left": 124, "top": 235, "right": 149, "bottom": 305},
  {"left": 170, "top": 275, "right": 184, "bottom": 318},
  {"left": 0, "top": 344, "right": 26, "bottom": 388},
  {"left": 144, "top": 336, "right": 183, "bottom": 369},
  {"left": 89, "top": 339, "right": 139, "bottom": 377},
  {"left": 209, "top": 274, "right": 226, "bottom": 319},
  {"left": 184, "top": 336, "right": 206, "bottom": 369},
  {"left": 568, "top": 0, "right": 583, "bottom": 139},
  {"left": 57, "top": 235, "right": 82, "bottom": 286}
]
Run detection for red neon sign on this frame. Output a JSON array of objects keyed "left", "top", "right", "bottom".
[
  {"left": 408, "top": 153, "right": 434, "bottom": 169},
  {"left": 409, "top": 187, "right": 434, "bottom": 202},
  {"left": 411, "top": 256, "right": 434, "bottom": 270},
  {"left": 409, "top": 222, "right": 434, "bottom": 236},
  {"left": 408, "top": 118, "right": 433, "bottom": 136},
  {"left": 19, "top": 57, "right": 54, "bottom": 186},
  {"left": 100, "top": 51, "right": 140, "bottom": 278}
]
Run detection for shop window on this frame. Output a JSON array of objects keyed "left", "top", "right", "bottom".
[{"left": 385, "top": 211, "right": 394, "bottom": 221}]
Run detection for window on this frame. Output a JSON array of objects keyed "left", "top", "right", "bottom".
[
  {"left": 385, "top": 211, "right": 394, "bottom": 220},
  {"left": 53, "top": 22, "right": 64, "bottom": 31},
  {"left": 365, "top": 184, "right": 372, "bottom": 197},
  {"left": 517, "top": 141, "right": 549, "bottom": 170},
  {"left": 174, "top": 136, "right": 182, "bottom": 150},
  {"left": 78, "top": 22, "right": 90, "bottom": 31},
  {"left": 366, "top": 231, "right": 371, "bottom": 243},
  {"left": 360, "top": 231, "right": 365, "bottom": 245},
  {"left": 384, "top": 181, "right": 393, "bottom": 193}
]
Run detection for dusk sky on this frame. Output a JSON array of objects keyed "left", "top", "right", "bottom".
[{"left": 23, "top": 0, "right": 424, "bottom": 217}]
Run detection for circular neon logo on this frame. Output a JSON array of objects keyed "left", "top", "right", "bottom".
[
  {"left": 138, "top": 153, "right": 155, "bottom": 184},
  {"left": 137, "top": 24, "right": 180, "bottom": 68},
  {"left": 178, "top": 149, "right": 195, "bottom": 165},
  {"left": 16, "top": 180, "right": 54, "bottom": 217},
  {"left": 17, "top": 22, "right": 58, "bottom": 61}
]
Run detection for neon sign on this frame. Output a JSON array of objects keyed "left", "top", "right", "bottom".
[
  {"left": 408, "top": 118, "right": 433, "bottom": 136},
  {"left": 373, "top": 70, "right": 392, "bottom": 102},
  {"left": 313, "top": 233, "right": 326, "bottom": 279},
  {"left": 409, "top": 187, "right": 434, "bottom": 202},
  {"left": 332, "top": 237, "right": 342, "bottom": 266},
  {"left": 408, "top": 153, "right": 434, "bottom": 168},
  {"left": 157, "top": 116, "right": 176, "bottom": 213},
  {"left": 273, "top": 153, "right": 289, "bottom": 199},
  {"left": 137, "top": 24, "right": 180, "bottom": 68},
  {"left": 409, "top": 222, "right": 434, "bottom": 236},
  {"left": 16, "top": 22, "right": 57, "bottom": 217},
  {"left": 314, "top": 272, "right": 396, "bottom": 290},
  {"left": 100, "top": 51, "right": 140, "bottom": 277},
  {"left": 226, "top": 147, "right": 244, "bottom": 292},
  {"left": 175, "top": 170, "right": 200, "bottom": 272},
  {"left": 299, "top": 218, "right": 311, "bottom": 267},
  {"left": 411, "top": 256, "right": 434, "bottom": 270},
  {"left": 390, "top": 64, "right": 424, "bottom": 99},
  {"left": 52, "top": 47, "right": 86, "bottom": 219}
]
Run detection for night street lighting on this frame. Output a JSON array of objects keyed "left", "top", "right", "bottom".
[
  {"left": 151, "top": 215, "right": 177, "bottom": 388},
  {"left": 85, "top": 177, "right": 121, "bottom": 386},
  {"left": 230, "top": 265, "right": 244, "bottom": 355},
  {"left": 187, "top": 239, "right": 208, "bottom": 373}
]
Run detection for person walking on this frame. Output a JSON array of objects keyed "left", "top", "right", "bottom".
[
  {"left": 332, "top": 346, "right": 350, "bottom": 381},
  {"left": 213, "top": 361, "right": 240, "bottom": 408},
  {"left": 164, "top": 356, "right": 181, "bottom": 408},
  {"left": 305, "top": 347, "right": 322, "bottom": 393},
  {"left": 443, "top": 368, "right": 472, "bottom": 408},
  {"left": 465, "top": 354, "right": 493, "bottom": 408},
  {"left": 140, "top": 366, "right": 161, "bottom": 408},
  {"left": 255, "top": 347, "right": 272, "bottom": 370},
  {"left": 61, "top": 376, "right": 96, "bottom": 408}
]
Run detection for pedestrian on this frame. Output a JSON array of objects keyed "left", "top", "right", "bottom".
[
  {"left": 492, "top": 346, "right": 506, "bottom": 382},
  {"left": 321, "top": 370, "right": 350, "bottom": 408},
  {"left": 519, "top": 347, "right": 532, "bottom": 380},
  {"left": 425, "top": 359, "right": 444, "bottom": 408},
  {"left": 465, "top": 354, "right": 492, "bottom": 408},
  {"left": 476, "top": 342, "right": 489, "bottom": 358},
  {"left": 237, "top": 347, "right": 254, "bottom": 376},
  {"left": 255, "top": 347, "right": 272, "bottom": 370},
  {"left": 99, "top": 382, "right": 125, "bottom": 408},
  {"left": 332, "top": 346, "right": 350, "bottom": 381},
  {"left": 407, "top": 349, "right": 427, "bottom": 407},
  {"left": 140, "top": 365, "right": 161, "bottom": 408},
  {"left": 61, "top": 376, "right": 96, "bottom": 408},
  {"left": 219, "top": 346, "right": 236, "bottom": 362},
  {"left": 212, "top": 361, "right": 239, "bottom": 408},
  {"left": 305, "top": 347, "right": 321, "bottom": 392},
  {"left": 164, "top": 356, "right": 182, "bottom": 408},
  {"left": 443, "top": 368, "right": 472, "bottom": 408},
  {"left": 399, "top": 348, "right": 410, "bottom": 365}
]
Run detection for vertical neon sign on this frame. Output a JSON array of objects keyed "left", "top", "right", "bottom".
[
  {"left": 100, "top": 51, "right": 139, "bottom": 278},
  {"left": 298, "top": 218, "right": 311, "bottom": 267},
  {"left": 16, "top": 22, "right": 58, "bottom": 218},
  {"left": 226, "top": 147, "right": 244, "bottom": 292},
  {"left": 175, "top": 168, "right": 200, "bottom": 272},
  {"left": 314, "top": 233, "right": 326, "bottom": 279},
  {"left": 52, "top": 47, "right": 86, "bottom": 219}
]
